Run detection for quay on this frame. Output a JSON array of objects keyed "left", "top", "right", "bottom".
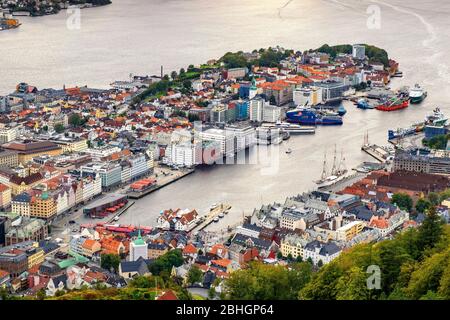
[
  {"left": 128, "top": 168, "right": 195, "bottom": 199},
  {"left": 188, "top": 203, "right": 232, "bottom": 233},
  {"left": 361, "top": 144, "right": 390, "bottom": 163},
  {"left": 106, "top": 200, "right": 135, "bottom": 223}
]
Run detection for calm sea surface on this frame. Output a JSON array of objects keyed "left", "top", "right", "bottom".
[{"left": 1, "top": 0, "right": 450, "bottom": 229}]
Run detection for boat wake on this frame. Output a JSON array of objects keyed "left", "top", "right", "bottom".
[{"left": 370, "top": 0, "right": 450, "bottom": 85}]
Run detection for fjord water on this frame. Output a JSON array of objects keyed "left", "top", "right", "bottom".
[{"left": 1, "top": 0, "right": 450, "bottom": 229}]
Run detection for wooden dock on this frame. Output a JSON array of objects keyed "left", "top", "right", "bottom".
[{"left": 188, "top": 203, "right": 232, "bottom": 233}]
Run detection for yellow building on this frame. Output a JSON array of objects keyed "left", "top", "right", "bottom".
[
  {"left": 30, "top": 192, "right": 57, "bottom": 220},
  {"left": 280, "top": 234, "right": 308, "bottom": 259},
  {"left": 26, "top": 247, "right": 45, "bottom": 269},
  {"left": 0, "top": 183, "right": 11, "bottom": 209},
  {"left": 11, "top": 193, "right": 31, "bottom": 217},
  {"left": 336, "top": 221, "right": 365, "bottom": 242},
  {"left": 0, "top": 149, "right": 19, "bottom": 167},
  {"left": 54, "top": 138, "right": 88, "bottom": 153},
  {"left": 9, "top": 172, "right": 44, "bottom": 196},
  {"left": 2, "top": 141, "right": 63, "bottom": 164}
]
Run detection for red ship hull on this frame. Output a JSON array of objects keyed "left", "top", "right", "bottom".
[{"left": 375, "top": 100, "right": 409, "bottom": 111}]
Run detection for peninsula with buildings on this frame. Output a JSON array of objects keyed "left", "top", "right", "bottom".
[
  {"left": 0, "top": 0, "right": 111, "bottom": 17},
  {"left": 0, "top": 44, "right": 448, "bottom": 301}
]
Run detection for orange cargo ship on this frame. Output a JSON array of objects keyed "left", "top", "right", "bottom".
[{"left": 375, "top": 97, "right": 409, "bottom": 112}]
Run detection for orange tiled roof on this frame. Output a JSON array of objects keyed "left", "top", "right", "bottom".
[{"left": 182, "top": 244, "right": 197, "bottom": 255}]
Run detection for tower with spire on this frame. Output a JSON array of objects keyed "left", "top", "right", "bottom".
[
  {"left": 129, "top": 228, "right": 148, "bottom": 261},
  {"left": 249, "top": 76, "right": 258, "bottom": 99}
]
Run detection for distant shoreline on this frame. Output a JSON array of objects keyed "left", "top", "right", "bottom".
[{"left": 3, "top": 1, "right": 111, "bottom": 18}]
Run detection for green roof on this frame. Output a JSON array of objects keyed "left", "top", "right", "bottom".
[{"left": 133, "top": 229, "right": 146, "bottom": 246}]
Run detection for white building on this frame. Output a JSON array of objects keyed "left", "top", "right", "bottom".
[
  {"left": 225, "top": 124, "right": 256, "bottom": 152},
  {"left": 352, "top": 44, "right": 366, "bottom": 60},
  {"left": 293, "top": 87, "right": 323, "bottom": 106},
  {"left": 164, "top": 142, "right": 196, "bottom": 167},
  {"left": 0, "top": 126, "right": 18, "bottom": 144},
  {"left": 199, "top": 128, "right": 235, "bottom": 157},
  {"left": 129, "top": 230, "right": 148, "bottom": 261},
  {"left": 303, "top": 240, "right": 341, "bottom": 265},
  {"left": 249, "top": 99, "right": 264, "bottom": 122},
  {"left": 84, "top": 146, "right": 121, "bottom": 160},
  {"left": 81, "top": 174, "right": 102, "bottom": 202},
  {"left": 263, "top": 104, "right": 281, "bottom": 123},
  {"left": 129, "top": 154, "right": 149, "bottom": 180}
]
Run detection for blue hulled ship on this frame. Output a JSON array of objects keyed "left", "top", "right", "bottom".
[{"left": 286, "top": 108, "right": 343, "bottom": 126}]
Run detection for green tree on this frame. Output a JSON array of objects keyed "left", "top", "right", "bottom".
[
  {"left": 317, "top": 260, "right": 323, "bottom": 268},
  {"left": 391, "top": 193, "right": 413, "bottom": 212},
  {"left": 171, "top": 71, "right": 178, "bottom": 80},
  {"left": 187, "top": 265, "right": 203, "bottom": 285},
  {"left": 149, "top": 249, "right": 184, "bottom": 276},
  {"left": 378, "top": 241, "right": 412, "bottom": 294},
  {"left": 269, "top": 95, "right": 277, "bottom": 105},
  {"left": 69, "top": 113, "right": 83, "bottom": 127},
  {"left": 224, "top": 262, "right": 310, "bottom": 300},
  {"left": 415, "top": 198, "right": 431, "bottom": 214},
  {"left": 54, "top": 123, "right": 65, "bottom": 133},
  {"left": 335, "top": 267, "right": 373, "bottom": 300},
  {"left": 277, "top": 251, "right": 283, "bottom": 260},
  {"left": 428, "top": 192, "right": 440, "bottom": 206},
  {"left": 416, "top": 206, "right": 444, "bottom": 253},
  {"left": 295, "top": 255, "right": 303, "bottom": 263},
  {"left": 100, "top": 253, "right": 120, "bottom": 273}
]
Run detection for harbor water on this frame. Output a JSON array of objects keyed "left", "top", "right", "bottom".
[{"left": 1, "top": 0, "right": 450, "bottom": 230}]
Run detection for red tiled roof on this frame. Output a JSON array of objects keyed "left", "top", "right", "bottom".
[{"left": 156, "top": 290, "right": 178, "bottom": 300}]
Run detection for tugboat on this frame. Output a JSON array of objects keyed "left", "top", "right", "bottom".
[
  {"left": 356, "top": 98, "right": 374, "bottom": 109},
  {"left": 338, "top": 105, "right": 347, "bottom": 116},
  {"left": 425, "top": 107, "right": 447, "bottom": 126},
  {"left": 409, "top": 84, "right": 427, "bottom": 104},
  {"left": 375, "top": 95, "right": 409, "bottom": 111}
]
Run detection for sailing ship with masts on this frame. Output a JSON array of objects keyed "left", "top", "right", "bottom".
[{"left": 314, "top": 146, "right": 348, "bottom": 189}]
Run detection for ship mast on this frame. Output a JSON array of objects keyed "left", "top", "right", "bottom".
[
  {"left": 331, "top": 145, "right": 337, "bottom": 175},
  {"left": 338, "top": 148, "right": 346, "bottom": 173},
  {"left": 321, "top": 152, "right": 328, "bottom": 180}
]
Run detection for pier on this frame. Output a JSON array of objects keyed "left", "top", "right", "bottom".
[
  {"left": 361, "top": 144, "right": 389, "bottom": 163},
  {"left": 106, "top": 200, "right": 135, "bottom": 223},
  {"left": 128, "top": 168, "right": 195, "bottom": 199},
  {"left": 188, "top": 203, "right": 232, "bottom": 233}
]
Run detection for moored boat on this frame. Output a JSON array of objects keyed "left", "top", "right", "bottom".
[
  {"left": 375, "top": 96, "right": 409, "bottom": 111},
  {"left": 356, "top": 98, "right": 374, "bottom": 109},
  {"left": 286, "top": 108, "right": 343, "bottom": 126},
  {"left": 425, "top": 107, "right": 447, "bottom": 126},
  {"left": 409, "top": 84, "right": 427, "bottom": 104}
]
